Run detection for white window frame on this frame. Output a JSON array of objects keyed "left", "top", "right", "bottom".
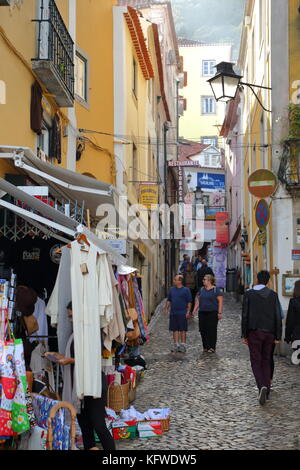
[
  {"left": 201, "top": 96, "right": 216, "bottom": 114},
  {"left": 75, "top": 47, "right": 90, "bottom": 108},
  {"left": 202, "top": 136, "right": 218, "bottom": 146},
  {"left": 204, "top": 154, "right": 210, "bottom": 166},
  {"left": 202, "top": 60, "right": 216, "bottom": 76},
  {"left": 211, "top": 155, "right": 218, "bottom": 166}
]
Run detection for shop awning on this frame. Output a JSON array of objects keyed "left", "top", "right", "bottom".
[
  {"left": 0, "top": 146, "right": 116, "bottom": 216},
  {"left": 0, "top": 145, "right": 154, "bottom": 254},
  {"left": 0, "top": 177, "right": 128, "bottom": 265}
]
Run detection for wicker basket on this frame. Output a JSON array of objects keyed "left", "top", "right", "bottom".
[
  {"left": 138, "top": 417, "right": 170, "bottom": 432},
  {"left": 128, "top": 384, "right": 136, "bottom": 403},
  {"left": 107, "top": 381, "right": 129, "bottom": 412}
]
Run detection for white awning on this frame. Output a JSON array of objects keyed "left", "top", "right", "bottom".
[
  {"left": 0, "top": 177, "right": 128, "bottom": 265},
  {"left": 0, "top": 146, "right": 116, "bottom": 216},
  {"left": 0, "top": 145, "right": 155, "bottom": 253}
]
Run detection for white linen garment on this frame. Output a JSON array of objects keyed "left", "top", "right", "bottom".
[
  {"left": 97, "top": 253, "right": 114, "bottom": 327},
  {"left": 70, "top": 241, "right": 102, "bottom": 399},
  {"left": 30, "top": 297, "right": 48, "bottom": 344},
  {"left": 45, "top": 246, "right": 72, "bottom": 355}
]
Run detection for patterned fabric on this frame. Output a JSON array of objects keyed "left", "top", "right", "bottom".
[
  {"left": 0, "top": 340, "right": 18, "bottom": 436},
  {"left": 31, "top": 394, "right": 71, "bottom": 450},
  {"left": 11, "top": 339, "right": 30, "bottom": 433},
  {"left": 133, "top": 278, "right": 148, "bottom": 340},
  {"left": 25, "top": 390, "right": 37, "bottom": 428}
]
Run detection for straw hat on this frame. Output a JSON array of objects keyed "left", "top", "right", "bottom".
[{"left": 118, "top": 265, "right": 137, "bottom": 275}]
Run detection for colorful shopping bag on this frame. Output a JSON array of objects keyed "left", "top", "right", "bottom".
[
  {"left": 0, "top": 340, "right": 18, "bottom": 436},
  {"left": 11, "top": 339, "right": 30, "bottom": 434}
]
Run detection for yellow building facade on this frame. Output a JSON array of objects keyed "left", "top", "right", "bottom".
[
  {"left": 179, "top": 41, "right": 232, "bottom": 145},
  {"left": 238, "top": 0, "right": 273, "bottom": 288},
  {"left": 0, "top": 0, "right": 116, "bottom": 185}
]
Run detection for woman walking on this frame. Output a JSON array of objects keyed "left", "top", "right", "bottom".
[{"left": 193, "top": 274, "right": 224, "bottom": 353}]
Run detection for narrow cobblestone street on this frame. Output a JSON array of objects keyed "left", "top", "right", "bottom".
[{"left": 118, "top": 294, "right": 300, "bottom": 450}]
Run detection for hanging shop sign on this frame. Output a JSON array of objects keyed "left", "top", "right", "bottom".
[
  {"left": 255, "top": 199, "right": 270, "bottom": 229},
  {"left": 104, "top": 239, "right": 127, "bottom": 256},
  {"left": 178, "top": 166, "right": 184, "bottom": 203},
  {"left": 258, "top": 228, "right": 267, "bottom": 246},
  {"left": 248, "top": 169, "right": 277, "bottom": 198},
  {"left": 139, "top": 184, "right": 158, "bottom": 208},
  {"left": 216, "top": 212, "right": 229, "bottom": 244}
]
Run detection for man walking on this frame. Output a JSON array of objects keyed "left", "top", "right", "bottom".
[
  {"left": 242, "top": 270, "right": 282, "bottom": 405},
  {"left": 196, "top": 257, "right": 214, "bottom": 289},
  {"left": 165, "top": 275, "right": 192, "bottom": 353},
  {"left": 177, "top": 254, "right": 188, "bottom": 274}
]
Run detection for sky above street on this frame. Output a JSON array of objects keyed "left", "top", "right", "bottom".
[{"left": 171, "top": 0, "right": 246, "bottom": 59}]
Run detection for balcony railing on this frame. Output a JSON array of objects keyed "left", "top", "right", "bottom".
[
  {"left": 32, "top": 0, "right": 74, "bottom": 107},
  {"left": 278, "top": 140, "right": 300, "bottom": 194}
]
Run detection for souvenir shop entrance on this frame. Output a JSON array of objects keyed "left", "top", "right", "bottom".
[{"left": 0, "top": 160, "right": 153, "bottom": 450}]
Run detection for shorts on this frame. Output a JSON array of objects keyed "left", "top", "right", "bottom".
[{"left": 169, "top": 314, "right": 188, "bottom": 332}]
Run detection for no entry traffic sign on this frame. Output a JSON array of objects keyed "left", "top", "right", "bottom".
[
  {"left": 255, "top": 199, "right": 270, "bottom": 229},
  {"left": 248, "top": 169, "right": 277, "bottom": 198}
]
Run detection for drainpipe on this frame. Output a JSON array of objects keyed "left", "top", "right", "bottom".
[
  {"left": 67, "top": 0, "right": 77, "bottom": 171},
  {"left": 164, "top": 121, "right": 169, "bottom": 297}
]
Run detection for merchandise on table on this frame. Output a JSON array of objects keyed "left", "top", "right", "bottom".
[
  {"left": 138, "top": 430, "right": 163, "bottom": 438},
  {"left": 137, "top": 421, "right": 162, "bottom": 431},
  {"left": 112, "top": 419, "right": 137, "bottom": 440}
]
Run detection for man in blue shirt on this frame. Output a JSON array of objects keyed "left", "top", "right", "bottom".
[{"left": 165, "top": 275, "right": 192, "bottom": 353}]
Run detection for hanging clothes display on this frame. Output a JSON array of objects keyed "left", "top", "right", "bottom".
[
  {"left": 46, "top": 246, "right": 72, "bottom": 355},
  {"left": 70, "top": 241, "right": 102, "bottom": 399},
  {"left": 118, "top": 271, "right": 149, "bottom": 349}
]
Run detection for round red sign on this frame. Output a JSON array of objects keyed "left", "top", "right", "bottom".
[{"left": 248, "top": 169, "right": 277, "bottom": 198}]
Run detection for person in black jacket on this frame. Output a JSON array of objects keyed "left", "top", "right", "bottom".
[
  {"left": 285, "top": 280, "right": 300, "bottom": 346},
  {"left": 242, "top": 270, "right": 282, "bottom": 406},
  {"left": 196, "top": 257, "right": 214, "bottom": 289}
]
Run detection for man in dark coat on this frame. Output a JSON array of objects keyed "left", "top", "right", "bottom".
[{"left": 242, "top": 270, "right": 282, "bottom": 405}]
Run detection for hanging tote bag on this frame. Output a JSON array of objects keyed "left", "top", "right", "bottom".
[
  {"left": 0, "top": 340, "right": 18, "bottom": 437},
  {"left": 11, "top": 338, "right": 30, "bottom": 434}
]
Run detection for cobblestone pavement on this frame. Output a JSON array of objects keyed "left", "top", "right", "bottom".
[{"left": 118, "top": 294, "right": 300, "bottom": 450}]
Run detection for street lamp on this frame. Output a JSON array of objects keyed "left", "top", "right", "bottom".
[{"left": 207, "top": 62, "right": 272, "bottom": 112}]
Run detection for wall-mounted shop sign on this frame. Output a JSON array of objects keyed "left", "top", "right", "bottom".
[
  {"left": 178, "top": 166, "right": 184, "bottom": 203},
  {"left": 197, "top": 172, "right": 225, "bottom": 192},
  {"left": 216, "top": 211, "right": 229, "bottom": 244},
  {"left": 248, "top": 169, "right": 277, "bottom": 198},
  {"left": 168, "top": 161, "right": 200, "bottom": 167}
]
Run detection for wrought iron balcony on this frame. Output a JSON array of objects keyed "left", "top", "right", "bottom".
[
  {"left": 32, "top": 0, "right": 74, "bottom": 107},
  {"left": 278, "top": 140, "right": 300, "bottom": 195}
]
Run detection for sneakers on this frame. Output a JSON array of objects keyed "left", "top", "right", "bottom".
[
  {"left": 171, "top": 344, "right": 187, "bottom": 353},
  {"left": 258, "top": 386, "right": 268, "bottom": 406}
]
